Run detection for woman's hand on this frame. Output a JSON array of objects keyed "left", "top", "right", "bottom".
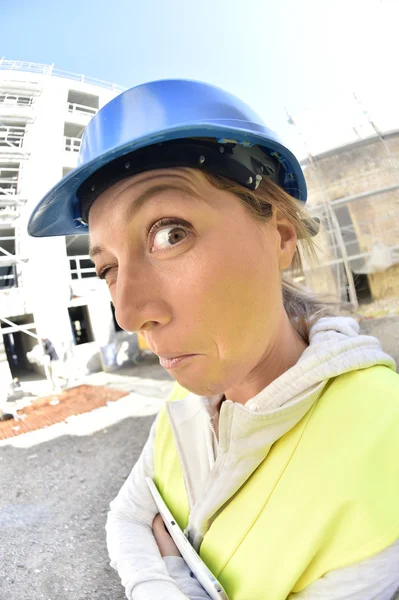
[{"left": 152, "top": 514, "right": 182, "bottom": 557}]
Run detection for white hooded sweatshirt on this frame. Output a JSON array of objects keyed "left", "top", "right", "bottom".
[{"left": 106, "top": 317, "right": 399, "bottom": 600}]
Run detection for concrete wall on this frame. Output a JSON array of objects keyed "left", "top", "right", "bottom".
[
  {"left": 303, "top": 133, "right": 399, "bottom": 301},
  {"left": 304, "top": 135, "right": 398, "bottom": 202}
]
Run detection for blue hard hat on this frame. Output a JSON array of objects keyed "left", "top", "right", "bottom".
[{"left": 28, "top": 79, "right": 307, "bottom": 237}]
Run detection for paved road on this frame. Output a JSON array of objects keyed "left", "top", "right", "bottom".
[{"left": 0, "top": 415, "right": 154, "bottom": 600}]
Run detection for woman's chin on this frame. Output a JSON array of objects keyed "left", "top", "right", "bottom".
[
  {"left": 164, "top": 355, "right": 235, "bottom": 397},
  {"left": 173, "top": 371, "right": 227, "bottom": 398}
]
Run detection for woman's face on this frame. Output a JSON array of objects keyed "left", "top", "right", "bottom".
[{"left": 89, "top": 168, "right": 297, "bottom": 397}]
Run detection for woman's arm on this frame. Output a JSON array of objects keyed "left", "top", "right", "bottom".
[
  {"left": 164, "top": 557, "right": 213, "bottom": 600},
  {"left": 151, "top": 519, "right": 399, "bottom": 600},
  {"left": 106, "top": 417, "right": 190, "bottom": 600},
  {"left": 153, "top": 514, "right": 212, "bottom": 600},
  {"left": 289, "top": 538, "right": 399, "bottom": 600}
]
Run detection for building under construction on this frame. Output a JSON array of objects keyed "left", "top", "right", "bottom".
[
  {"left": 0, "top": 60, "right": 127, "bottom": 392},
  {"left": 286, "top": 96, "right": 399, "bottom": 307},
  {"left": 0, "top": 60, "right": 398, "bottom": 389}
]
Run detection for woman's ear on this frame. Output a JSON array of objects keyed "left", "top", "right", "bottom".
[{"left": 275, "top": 210, "right": 297, "bottom": 270}]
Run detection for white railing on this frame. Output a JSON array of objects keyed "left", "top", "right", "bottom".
[
  {"left": 0, "top": 233, "right": 17, "bottom": 287},
  {"left": 64, "top": 136, "right": 81, "bottom": 153},
  {"left": 0, "top": 196, "right": 26, "bottom": 207},
  {"left": 0, "top": 124, "right": 25, "bottom": 148},
  {"left": 67, "top": 102, "right": 97, "bottom": 117},
  {"left": 0, "top": 272, "right": 15, "bottom": 281},
  {"left": 0, "top": 59, "right": 125, "bottom": 93},
  {"left": 0, "top": 165, "right": 20, "bottom": 176},
  {"left": 0, "top": 93, "right": 33, "bottom": 107},
  {"left": 0, "top": 197, "right": 26, "bottom": 224},
  {"left": 0, "top": 166, "right": 20, "bottom": 195},
  {"left": 0, "top": 206, "right": 20, "bottom": 221},
  {"left": 69, "top": 255, "right": 96, "bottom": 280},
  {"left": 0, "top": 268, "right": 16, "bottom": 288},
  {"left": 0, "top": 182, "right": 18, "bottom": 196},
  {"left": 0, "top": 234, "right": 17, "bottom": 241}
]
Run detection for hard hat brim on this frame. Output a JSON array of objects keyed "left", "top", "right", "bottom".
[{"left": 28, "top": 122, "right": 307, "bottom": 237}]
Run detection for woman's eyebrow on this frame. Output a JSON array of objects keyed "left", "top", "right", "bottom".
[
  {"left": 124, "top": 183, "right": 195, "bottom": 220},
  {"left": 89, "top": 243, "right": 105, "bottom": 262},
  {"left": 89, "top": 182, "right": 195, "bottom": 261}
]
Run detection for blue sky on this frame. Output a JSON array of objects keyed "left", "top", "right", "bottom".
[{"left": 2, "top": 0, "right": 397, "bottom": 154}]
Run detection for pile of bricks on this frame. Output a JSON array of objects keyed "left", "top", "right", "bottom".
[{"left": 0, "top": 385, "right": 128, "bottom": 440}]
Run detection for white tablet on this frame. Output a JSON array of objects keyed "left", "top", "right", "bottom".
[{"left": 146, "top": 477, "right": 229, "bottom": 600}]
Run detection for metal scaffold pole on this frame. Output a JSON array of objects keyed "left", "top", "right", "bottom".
[
  {"left": 0, "top": 316, "right": 53, "bottom": 385},
  {"left": 285, "top": 106, "right": 358, "bottom": 307}
]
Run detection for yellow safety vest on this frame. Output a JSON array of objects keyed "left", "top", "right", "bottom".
[{"left": 154, "top": 366, "right": 399, "bottom": 600}]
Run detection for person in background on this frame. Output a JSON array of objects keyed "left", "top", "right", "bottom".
[
  {"left": 41, "top": 337, "right": 61, "bottom": 390},
  {"left": 41, "top": 337, "right": 59, "bottom": 362},
  {"left": 28, "top": 79, "right": 399, "bottom": 600}
]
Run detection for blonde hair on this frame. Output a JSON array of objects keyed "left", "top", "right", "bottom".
[{"left": 204, "top": 172, "right": 338, "bottom": 341}]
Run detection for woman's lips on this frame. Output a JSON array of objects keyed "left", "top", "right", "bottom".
[{"left": 158, "top": 354, "right": 198, "bottom": 369}]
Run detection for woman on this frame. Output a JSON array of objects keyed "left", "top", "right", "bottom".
[{"left": 28, "top": 80, "right": 399, "bottom": 600}]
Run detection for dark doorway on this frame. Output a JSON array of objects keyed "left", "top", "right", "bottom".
[
  {"left": 352, "top": 273, "right": 372, "bottom": 304},
  {"left": 68, "top": 305, "right": 94, "bottom": 345},
  {"left": 2, "top": 328, "right": 41, "bottom": 379}
]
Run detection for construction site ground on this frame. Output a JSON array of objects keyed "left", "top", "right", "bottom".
[{"left": 0, "top": 316, "right": 398, "bottom": 599}]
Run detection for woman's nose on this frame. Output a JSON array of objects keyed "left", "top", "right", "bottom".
[{"left": 113, "top": 269, "right": 171, "bottom": 333}]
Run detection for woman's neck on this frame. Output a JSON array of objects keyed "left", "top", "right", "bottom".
[{"left": 224, "top": 315, "right": 308, "bottom": 405}]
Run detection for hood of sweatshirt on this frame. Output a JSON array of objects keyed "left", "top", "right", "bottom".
[{"left": 165, "top": 317, "right": 396, "bottom": 548}]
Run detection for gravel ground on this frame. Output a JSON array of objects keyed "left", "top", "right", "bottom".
[{"left": 0, "top": 415, "right": 154, "bottom": 600}]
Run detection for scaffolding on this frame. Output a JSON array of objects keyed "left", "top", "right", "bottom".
[
  {"left": 286, "top": 92, "right": 399, "bottom": 306},
  {"left": 0, "top": 60, "right": 127, "bottom": 394},
  {"left": 0, "top": 72, "right": 44, "bottom": 389},
  {"left": 0, "top": 58, "right": 126, "bottom": 93}
]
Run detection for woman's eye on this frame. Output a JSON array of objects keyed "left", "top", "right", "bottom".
[
  {"left": 97, "top": 265, "right": 117, "bottom": 283},
  {"left": 152, "top": 226, "right": 188, "bottom": 251}
]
